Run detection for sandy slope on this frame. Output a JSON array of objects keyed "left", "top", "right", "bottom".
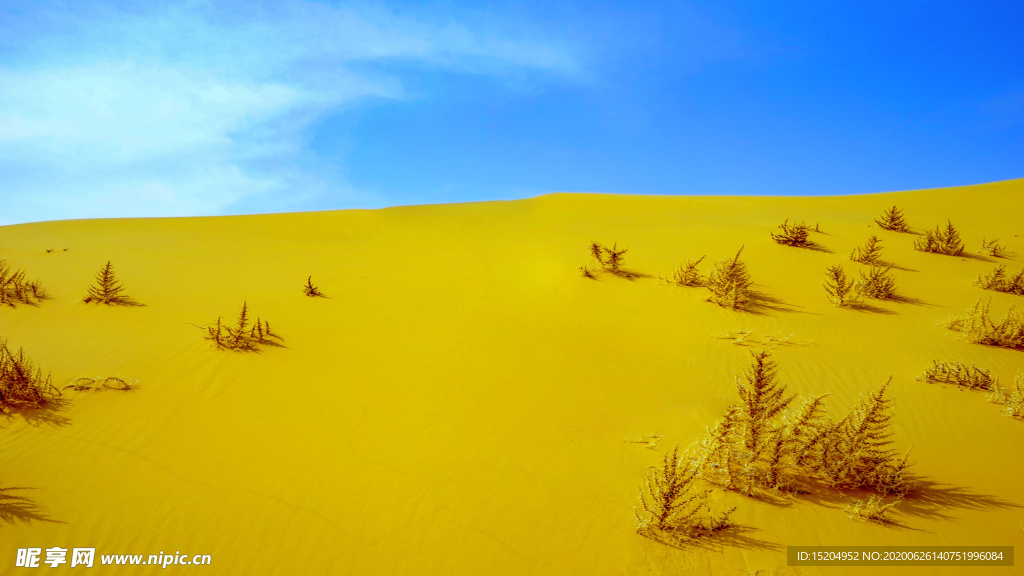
[{"left": 2, "top": 179, "right": 1023, "bottom": 575}]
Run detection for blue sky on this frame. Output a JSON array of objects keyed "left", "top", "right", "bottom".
[{"left": 1, "top": 1, "right": 1022, "bottom": 225}]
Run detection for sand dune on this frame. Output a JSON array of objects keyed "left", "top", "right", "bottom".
[{"left": 2, "top": 178, "right": 1023, "bottom": 574}]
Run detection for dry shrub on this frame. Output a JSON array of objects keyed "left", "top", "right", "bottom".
[
  {"left": 975, "top": 265, "right": 1024, "bottom": 295},
  {"left": 944, "top": 298, "right": 1024, "bottom": 350},
  {"left": 0, "top": 260, "right": 46, "bottom": 308},
  {"left": 303, "top": 276, "right": 324, "bottom": 297},
  {"left": 918, "top": 360, "right": 996, "bottom": 391},
  {"left": 635, "top": 444, "right": 735, "bottom": 544},
  {"left": 83, "top": 261, "right": 136, "bottom": 305},
  {"left": 857, "top": 265, "right": 897, "bottom": 300},
  {"left": 823, "top": 264, "right": 860, "bottom": 307},
  {"left": 585, "top": 241, "right": 641, "bottom": 279},
  {"left": 668, "top": 256, "right": 706, "bottom": 287},
  {"left": 988, "top": 372, "right": 1024, "bottom": 419},
  {"left": 204, "top": 301, "right": 278, "bottom": 351},
  {"left": 0, "top": 340, "right": 59, "bottom": 411},
  {"left": 850, "top": 236, "right": 884, "bottom": 265},
  {"left": 914, "top": 220, "right": 964, "bottom": 255},
  {"left": 980, "top": 238, "right": 1008, "bottom": 258},
  {"left": 770, "top": 219, "right": 812, "bottom": 247},
  {"left": 816, "top": 379, "right": 914, "bottom": 497},
  {"left": 845, "top": 494, "right": 902, "bottom": 523},
  {"left": 875, "top": 206, "right": 911, "bottom": 232},
  {"left": 705, "top": 247, "right": 754, "bottom": 310},
  {"left": 692, "top": 354, "right": 914, "bottom": 500}
]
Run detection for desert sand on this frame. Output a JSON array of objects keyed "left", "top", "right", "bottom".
[{"left": 2, "top": 178, "right": 1023, "bottom": 575}]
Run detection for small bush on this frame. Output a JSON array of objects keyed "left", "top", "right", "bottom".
[
  {"left": 585, "top": 241, "right": 640, "bottom": 279},
  {"left": 0, "top": 340, "right": 59, "bottom": 412},
  {"left": 635, "top": 444, "right": 735, "bottom": 543},
  {"left": 918, "top": 360, "right": 996, "bottom": 391},
  {"left": 204, "top": 301, "right": 278, "bottom": 352},
  {"left": 823, "top": 264, "right": 861, "bottom": 307},
  {"left": 0, "top": 260, "right": 46, "bottom": 308},
  {"left": 706, "top": 247, "right": 754, "bottom": 310},
  {"left": 846, "top": 494, "right": 902, "bottom": 523},
  {"left": 913, "top": 220, "right": 964, "bottom": 256},
  {"left": 944, "top": 298, "right": 1024, "bottom": 350},
  {"left": 83, "top": 261, "right": 136, "bottom": 305},
  {"left": 303, "top": 276, "right": 324, "bottom": 297},
  {"left": 770, "top": 219, "right": 812, "bottom": 247},
  {"left": 668, "top": 256, "right": 706, "bottom": 287},
  {"left": 850, "top": 236, "right": 884, "bottom": 265},
  {"left": 980, "top": 238, "right": 1008, "bottom": 258},
  {"left": 874, "top": 206, "right": 911, "bottom": 232},
  {"left": 988, "top": 372, "right": 1024, "bottom": 419},
  {"left": 856, "top": 264, "right": 897, "bottom": 300},
  {"left": 975, "top": 265, "right": 1024, "bottom": 295}
]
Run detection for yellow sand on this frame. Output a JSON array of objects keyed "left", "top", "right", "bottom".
[{"left": 2, "top": 179, "right": 1023, "bottom": 575}]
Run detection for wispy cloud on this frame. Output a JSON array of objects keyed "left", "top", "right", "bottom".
[{"left": 0, "top": 0, "right": 582, "bottom": 224}]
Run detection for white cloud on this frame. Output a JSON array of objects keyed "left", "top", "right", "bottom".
[{"left": 0, "top": 0, "right": 581, "bottom": 225}]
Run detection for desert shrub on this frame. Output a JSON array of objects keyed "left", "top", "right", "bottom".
[
  {"left": 635, "top": 444, "right": 735, "bottom": 543},
  {"left": 856, "top": 264, "right": 897, "bottom": 300},
  {"left": 988, "top": 372, "right": 1024, "bottom": 419},
  {"left": 83, "top": 261, "right": 136, "bottom": 305},
  {"left": 823, "top": 265, "right": 861, "bottom": 307},
  {"left": 975, "top": 265, "right": 1024, "bottom": 295},
  {"left": 913, "top": 220, "right": 964, "bottom": 255},
  {"left": 850, "top": 236, "right": 884, "bottom": 265},
  {"left": 874, "top": 206, "right": 911, "bottom": 232},
  {"left": 918, "top": 360, "right": 996, "bottom": 391},
  {"left": 693, "top": 354, "right": 913, "bottom": 499},
  {"left": 584, "top": 241, "right": 640, "bottom": 279},
  {"left": 204, "top": 301, "right": 278, "bottom": 352},
  {"left": 845, "top": 494, "right": 902, "bottom": 523},
  {"left": 705, "top": 247, "right": 754, "bottom": 310},
  {"left": 0, "top": 340, "right": 59, "bottom": 412},
  {"left": 817, "top": 379, "right": 914, "bottom": 496},
  {"left": 980, "top": 238, "right": 1008, "bottom": 258},
  {"left": 303, "top": 276, "right": 324, "bottom": 297},
  {"left": 770, "top": 219, "right": 812, "bottom": 247},
  {"left": 0, "top": 260, "right": 46, "bottom": 308},
  {"left": 668, "top": 256, "right": 706, "bottom": 287},
  {"left": 944, "top": 298, "right": 1024, "bottom": 350}
]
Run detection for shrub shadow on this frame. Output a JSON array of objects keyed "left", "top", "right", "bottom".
[
  {"left": 1, "top": 398, "right": 72, "bottom": 428},
  {"left": 0, "top": 487, "right": 65, "bottom": 525}
]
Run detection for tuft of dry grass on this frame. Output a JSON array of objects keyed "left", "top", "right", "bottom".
[
  {"left": 975, "top": 265, "right": 1024, "bottom": 295},
  {"left": 856, "top": 264, "right": 897, "bottom": 300},
  {"left": 0, "top": 260, "right": 46, "bottom": 308},
  {"left": 83, "top": 261, "right": 137, "bottom": 305},
  {"left": 845, "top": 494, "right": 902, "bottom": 523},
  {"left": 705, "top": 247, "right": 754, "bottom": 310},
  {"left": 823, "top": 264, "right": 861, "bottom": 307},
  {"left": 635, "top": 444, "right": 735, "bottom": 544},
  {"left": 850, "top": 236, "right": 884, "bottom": 265},
  {"left": 875, "top": 206, "right": 912, "bottom": 232},
  {"left": 944, "top": 298, "right": 1024, "bottom": 350},
  {"left": 770, "top": 219, "right": 812, "bottom": 247},
  {"left": 204, "top": 301, "right": 279, "bottom": 352},
  {"left": 987, "top": 372, "right": 1024, "bottom": 419},
  {"left": 0, "top": 340, "right": 59, "bottom": 412},
  {"left": 303, "top": 276, "right": 324, "bottom": 297},
  {"left": 918, "top": 360, "right": 996, "bottom": 391},
  {"left": 668, "top": 255, "right": 706, "bottom": 287},
  {"left": 913, "top": 220, "right": 965, "bottom": 256}
]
